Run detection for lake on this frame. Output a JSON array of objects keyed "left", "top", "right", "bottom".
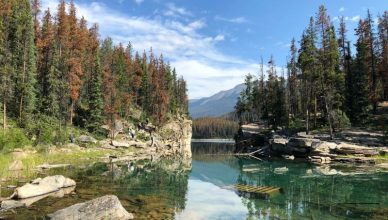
[{"left": 3, "top": 141, "right": 388, "bottom": 219}]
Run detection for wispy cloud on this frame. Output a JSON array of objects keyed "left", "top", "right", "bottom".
[
  {"left": 276, "top": 41, "right": 291, "bottom": 49},
  {"left": 215, "top": 16, "right": 248, "bottom": 24},
  {"left": 350, "top": 15, "right": 360, "bottom": 22},
  {"left": 339, "top": 7, "right": 345, "bottom": 12},
  {"left": 40, "top": 0, "right": 258, "bottom": 99},
  {"left": 333, "top": 15, "right": 361, "bottom": 23},
  {"left": 164, "top": 3, "right": 192, "bottom": 17},
  {"left": 134, "top": 0, "right": 144, "bottom": 5}
]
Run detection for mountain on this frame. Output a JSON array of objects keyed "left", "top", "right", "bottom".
[{"left": 189, "top": 84, "right": 245, "bottom": 119}]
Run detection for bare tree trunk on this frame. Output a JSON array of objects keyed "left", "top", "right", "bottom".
[
  {"left": 306, "top": 82, "right": 310, "bottom": 135},
  {"left": 70, "top": 101, "right": 74, "bottom": 125},
  {"left": 314, "top": 95, "right": 317, "bottom": 129},
  {"left": 19, "top": 48, "right": 27, "bottom": 121},
  {"left": 323, "top": 94, "right": 334, "bottom": 140},
  {"left": 3, "top": 99, "right": 6, "bottom": 130}
]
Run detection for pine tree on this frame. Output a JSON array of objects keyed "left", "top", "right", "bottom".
[
  {"left": 351, "top": 22, "right": 371, "bottom": 124},
  {"left": 0, "top": 1, "right": 13, "bottom": 130},
  {"left": 287, "top": 38, "right": 299, "bottom": 118},
  {"left": 298, "top": 17, "right": 317, "bottom": 134},
  {"left": 365, "top": 10, "right": 378, "bottom": 113},
  {"left": 37, "top": 9, "right": 59, "bottom": 116},
  {"left": 9, "top": 0, "right": 37, "bottom": 126},
  {"left": 315, "top": 5, "right": 343, "bottom": 138},
  {"left": 87, "top": 51, "right": 104, "bottom": 132},
  {"left": 378, "top": 11, "right": 388, "bottom": 100}
]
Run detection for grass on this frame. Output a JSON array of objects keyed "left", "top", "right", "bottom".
[
  {"left": 373, "top": 154, "right": 388, "bottom": 163},
  {"left": 0, "top": 146, "right": 133, "bottom": 181}
]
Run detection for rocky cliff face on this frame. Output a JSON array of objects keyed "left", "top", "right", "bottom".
[{"left": 159, "top": 118, "right": 192, "bottom": 158}]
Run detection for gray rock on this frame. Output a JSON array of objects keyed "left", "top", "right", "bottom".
[
  {"left": 281, "top": 155, "right": 295, "bottom": 160},
  {"left": 13, "top": 175, "right": 76, "bottom": 199},
  {"left": 274, "top": 167, "right": 288, "bottom": 174},
  {"left": 8, "top": 160, "right": 23, "bottom": 171},
  {"left": 270, "top": 138, "right": 289, "bottom": 153},
  {"left": 36, "top": 163, "right": 72, "bottom": 170},
  {"left": 335, "top": 142, "right": 379, "bottom": 156},
  {"left": 111, "top": 140, "right": 130, "bottom": 148},
  {"left": 48, "top": 195, "right": 133, "bottom": 220},
  {"left": 115, "top": 120, "right": 124, "bottom": 133},
  {"left": 1, "top": 200, "right": 25, "bottom": 210},
  {"left": 311, "top": 141, "right": 337, "bottom": 155},
  {"left": 288, "top": 137, "right": 318, "bottom": 148},
  {"left": 77, "top": 135, "right": 97, "bottom": 144}
]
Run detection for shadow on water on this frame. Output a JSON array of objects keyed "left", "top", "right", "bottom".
[{"left": 2, "top": 141, "right": 388, "bottom": 219}]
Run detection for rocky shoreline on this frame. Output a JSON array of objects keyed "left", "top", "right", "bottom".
[
  {"left": 235, "top": 123, "right": 388, "bottom": 168},
  {"left": 0, "top": 117, "right": 192, "bottom": 219}
]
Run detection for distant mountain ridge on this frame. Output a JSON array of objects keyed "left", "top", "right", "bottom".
[{"left": 189, "top": 84, "right": 245, "bottom": 119}]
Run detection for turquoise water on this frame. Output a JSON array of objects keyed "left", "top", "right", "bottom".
[{"left": 3, "top": 142, "right": 388, "bottom": 219}]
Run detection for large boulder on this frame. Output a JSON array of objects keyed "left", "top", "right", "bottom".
[
  {"left": 48, "top": 195, "right": 134, "bottom": 220},
  {"left": 13, "top": 175, "right": 76, "bottom": 199},
  {"left": 77, "top": 135, "right": 97, "bottom": 144}
]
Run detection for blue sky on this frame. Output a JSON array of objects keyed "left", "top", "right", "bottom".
[{"left": 41, "top": 0, "right": 387, "bottom": 99}]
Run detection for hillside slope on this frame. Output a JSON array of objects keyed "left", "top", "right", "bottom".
[{"left": 189, "top": 84, "right": 244, "bottom": 118}]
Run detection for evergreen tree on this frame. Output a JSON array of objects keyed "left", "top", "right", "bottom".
[
  {"left": 87, "top": 51, "right": 104, "bottom": 132},
  {"left": 298, "top": 17, "right": 317, "bottom": 134},
  {"left": 287, "top": 38, "right": 300, "bottom": 118},
  {"left": 9, "top": 0, "right": 37, "bottom": 126},
  {"left": 351, "top": 23, "right": 371, "bottom": 124},
  {"left": 378, "top": 11, "right": 388, "bottom": 100},
  {"left": 0, "top": 1, "right": 13, "bottom": 130}
]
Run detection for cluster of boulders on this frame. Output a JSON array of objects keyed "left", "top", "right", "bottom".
[
  {"left": 269, "top": 136, "right": 386, "bottom": 165},
  {"left": 0, "top": 175, "right": 133, "bottom": 220}
]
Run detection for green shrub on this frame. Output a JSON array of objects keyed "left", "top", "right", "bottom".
[
  {"left": 288, "top": 118, "right": 305, "bottom": 133},
  {"left": 0, "top": 128, "right": 31, "bottom": 152},
  {"left": 331, "top": 109, "right": 351, "bottom": 130}
]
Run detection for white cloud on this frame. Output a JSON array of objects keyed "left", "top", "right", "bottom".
[
  {"left": 134, "top": 0, "right": 144, "bottom": 5},
  {"left": 215, "top": 16, "right": 248, "bottom": 24},
  {"left": 276, "top": 41, "right": 291, "bottom": 48},
  {"left": 214, "top": 34, "right": 225, "bottom": 41},
  {"left": 350, "top": 15, "right": 360, "bottom": 22},
  {"left": 40, "top": 0, "right": 257, "bottom": 99},
  {"left": 339, "top": 7, "right": 345, "bottom": 12},
  {"left": 164, "top": 3, "right": 192, "bottom": 17}
]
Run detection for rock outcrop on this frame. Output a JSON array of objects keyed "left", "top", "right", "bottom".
[
  {"left": 77, "top": 135, "right": 97, "bottom": 144},
  {"left": 48, "top": 195, "right": 133, "bottom": 220},
  {"left": 159, "top": 118, "right": 192, "bottom": 158}
]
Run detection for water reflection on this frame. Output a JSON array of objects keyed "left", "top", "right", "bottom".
[
  {"left": 186, "top": 142, "right": 388, "bottom": 220},
  {"left": 4, "top": 142, "right": 388, "bottom": 219}
]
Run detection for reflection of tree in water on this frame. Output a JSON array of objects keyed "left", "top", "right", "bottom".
[
  {"left": 192, "top": 142, "right": 235, "bottom": 156},
  {"left": 233, "top": 158, "right": 388, "bottom": 219},
  {"left": 75, "top": 159, "right": 191, "bottom": 220}
]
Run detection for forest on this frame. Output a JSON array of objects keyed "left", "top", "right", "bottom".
[
  {"left": 235, "top": 6, "right": 388, "bottom": 138},
  {"left": 192, "top": 117, "right": 239, "bottom": 139},
  {"left": 0, "top": 0, "right": 188, "bottom": 148}
]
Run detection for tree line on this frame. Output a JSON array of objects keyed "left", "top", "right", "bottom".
[
  {"left": 235, "top": 6, "right": 387, "bottom": 138},
  {"left": 192, "top": 117, "right": 239, "bottom": 139},
  {"left": 0, "top": 0, "right": 188, "bottom": 137}
]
